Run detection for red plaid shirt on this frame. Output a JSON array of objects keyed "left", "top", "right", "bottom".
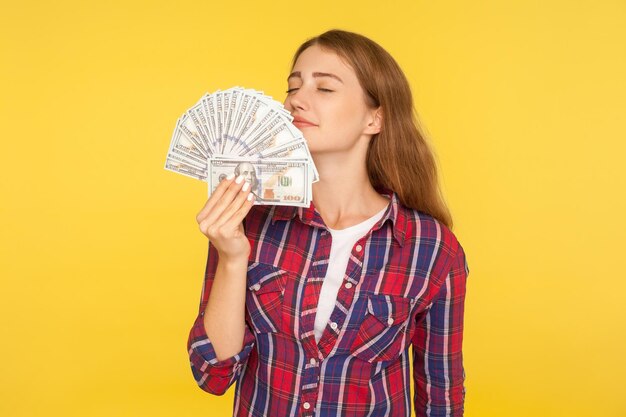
[{"left": 187, "top": 191, "right": 469, "bottom": 416}]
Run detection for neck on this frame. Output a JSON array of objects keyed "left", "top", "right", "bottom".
[{"left": 310, "top": 150, "right": 389, "bottom": 230}]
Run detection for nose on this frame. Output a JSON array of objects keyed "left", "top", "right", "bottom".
[{"left": 285, "top": 86, "right": 309, "bottom": 112}]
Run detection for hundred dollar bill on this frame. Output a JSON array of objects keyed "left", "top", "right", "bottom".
[
  {"left": 176, "top": 114, "right": 208, "bottom": 158},
  {"left": 230, "top": 93, "right": 253, "bottom": 146},
  {"left": 170, "top": 119, "right": 208, "bottom": 161},
  {"left": 233, "top": 107, "right": 279, "bottom": 153},
  {"left": 201, "top": 93, "right": 220, "bottom": 153},
  {"left": 231, "top": 90, "right": 294, "bottom": 154},
  {"left": 240, "top": 115, "right": 304, "bottom": 157},
  {"left": 220, "top": 91, "right": 231, "bottom": 154},
  {"left": 186, "top": 104, "right": 210, "bottom": 154},
  {"left": 224, "top": 88, "right": 241, "bottom": 143},
  {"left": 168, "top": 130, "right": 208, "bottom": 168},
  {"left": 258, "top": 139, "right": 309, "bottom": 159},
  {"left": 208, "top": 158, "right": 310, "bottom": 207},
  {"left": 224, "top": 87, "right": 258, "bottom": 154},
  {"left": 230, "top": 88, "right": 256, "bottom": 141},
  {"left": 214, "top": 91, "right": 224, "bottom": 153},
  {"left": 258, "top": 139, "right": 319, "bottom": 182},
  {"left": 189, "top": 102, "right": 212, "bottom": 155},
  {"left": 165, "top": 149, "right": 206, "bottom": 170},
  {"left": 224, "top": 96, "right": 261, "bottom": 154},
  {"left": 165, "top": 158, "right": 208, "bottom": 181}
]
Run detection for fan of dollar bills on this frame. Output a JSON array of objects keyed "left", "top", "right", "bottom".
[{"left": 165, "top": 86, "right": 318, "bottom": 207}]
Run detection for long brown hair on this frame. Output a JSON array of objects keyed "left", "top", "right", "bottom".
[{"left": 290, "top": 29, "right": 454, "bottom": 230}]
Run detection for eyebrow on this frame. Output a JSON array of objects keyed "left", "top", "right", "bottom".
[{"left": 287, "top": 71, "right": 344, "bottom": 83}]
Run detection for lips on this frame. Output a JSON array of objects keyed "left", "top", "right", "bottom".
[{"left": 292, "top": 116, "right": 318, "bottom": 128}]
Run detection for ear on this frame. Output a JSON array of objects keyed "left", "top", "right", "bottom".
[{"left": 364, "top": 107, "right": 383, "bottom": 135}]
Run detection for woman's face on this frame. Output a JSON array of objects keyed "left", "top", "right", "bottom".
[{"left": 284, "top": 44, "right": 380, "bottom": 155}]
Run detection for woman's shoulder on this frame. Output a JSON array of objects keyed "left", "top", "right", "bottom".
[{"left": 399, "top": 204, "right": 462, "bottom": 258}]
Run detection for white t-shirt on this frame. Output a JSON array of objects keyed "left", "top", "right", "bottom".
[{"left": 313, "top": 203, "right": 389, "bottom": 343}]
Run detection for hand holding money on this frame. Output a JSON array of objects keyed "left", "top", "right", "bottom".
[
  {"left": 196, "top": 174, "right": 255, "bottom": 260},
  {"left": 165, "top": 87, "right": 318, "bottom": 207}
]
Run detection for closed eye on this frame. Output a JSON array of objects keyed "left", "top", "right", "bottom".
[{"left": 286, "top": 87, "right": 334, "bottom": 94}]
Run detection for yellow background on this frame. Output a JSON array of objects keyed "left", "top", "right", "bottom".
[{"left": 1, "top": 0, "right": 625, "bottom": 416}]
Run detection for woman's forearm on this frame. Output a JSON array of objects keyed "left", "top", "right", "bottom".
[{"left": 203, "top": 255, "right": 249, "bottom": 361}]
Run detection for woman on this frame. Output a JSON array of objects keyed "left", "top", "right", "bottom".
[{"left": 188, "top": 29, "right": 469, "bottom": 417}]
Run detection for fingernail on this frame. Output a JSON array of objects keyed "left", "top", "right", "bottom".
[
  {"left": 235, "top": 175, "right": 244, "bottom": 184},
  {"left": 226, "top": 173, "right": 235, "bottom": 180},
  {"left": 247, "top": 193, "right": 254, "bottom": 201},
  {"left": 242, "top": 182, "right": 250, "bottom": 192}
]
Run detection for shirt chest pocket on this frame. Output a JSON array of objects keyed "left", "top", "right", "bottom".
[
  {"left": 349, "top": 293, "right": 414, "bottom": 363},
  {"left": 245, "top": 263, "right": 287, "bottom": 334}
]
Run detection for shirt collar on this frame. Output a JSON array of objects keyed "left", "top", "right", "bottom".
[{"left": 271, "top": 188, "right": 407, "bottom": 246}]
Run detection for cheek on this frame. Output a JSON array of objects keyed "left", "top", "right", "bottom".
[
  {"left": 283, "top": 96, "right": 297, "bottom": 112},
  {"left": 322, "top": 100, "right": 350, "bottom": 127},
  {"left": 325, "top": 104, "right": 366, "bottom": 137}
]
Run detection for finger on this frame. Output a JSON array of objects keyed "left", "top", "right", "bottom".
[
  {"left": 199, "top": 191, "right": 254, "bottom": 239},
  {"left": 222, "top": 191, "right": 255, "bottom": 230},
  {"left": 199, "top": 175, "right": 248, "bottom": 228},
  {"left": 196, "top": 173, "right": 236, "bottom": 223},
  {"left": 211, "top": 181, "right": 253, "bottom": 230}
]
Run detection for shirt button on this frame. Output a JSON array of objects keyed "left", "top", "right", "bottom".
[
  {"left": 387, "top": 318, "right": 394, "bottom": 325},
  {"left": 345, "top": 282, "right": 353, "bottom": 289},
  {"left": 252, "top": 283, "right": 261, "bottom": 291},
  {"left": 330, "top": 322, "right": 338, "bottom": 330},
  {"left": 309, "top": 358, "right": 317, "bottom": 366},
  {"left": 355, "top": 244, "right": 363, "bottom": 252},
  {"left": 303, "top": 402, "right": 311, "bottom": 410}
]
